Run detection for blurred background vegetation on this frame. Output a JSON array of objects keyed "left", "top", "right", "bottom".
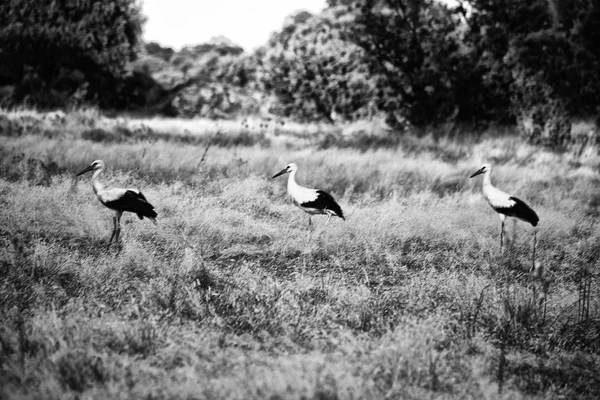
[{"left": 1, "top": 0, "right": 599, "bottom": 145}]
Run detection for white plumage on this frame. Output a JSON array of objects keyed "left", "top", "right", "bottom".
[
  {"left": 97, "top": 187, "right": 138, "bottom": 204},
  {"left": 289, "top": 182, "right": 322, "bottom": 214},
  {"left": 76, "top": 160, "right": 157, "bottom": 248},
  {"left": 484, "top": 185, "right": 517, "bottom": 210},
  {"left": 272, "top": 163, "right": 345, "bottom": 226}
]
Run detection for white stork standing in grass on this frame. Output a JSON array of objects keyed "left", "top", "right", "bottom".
[
  {"left": 76, "top": 160, "right": 157, "bottom": 248},
  {"left": 272, "top": 163, "right": 345, "bottom": 227},
  {"left": 470, "top": 164, "right": 539, "bottom": 259}
]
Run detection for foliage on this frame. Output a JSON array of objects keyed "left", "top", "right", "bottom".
[
  {"left": 512, "top": 70, "right": 572, "bottom": 147},
  {"left": 337, "top": 0, "right": 477, "bottom": 126},
  {"left": 260, "top": 9, "right": 380, "bottom": 123},
  {"left": 144, "top": 41, "right": 175, "bottom": 62},
  {"left": 0, "top": 0, "right": 145, "bottom": 108},
  {"left": 132, "top": 37, "right": 265, "bottom": 119},
  {"left": 322, "top": 0, "right": 600, "bottom": 133},
  {"left": 464, "top": 0, "right": 600, "bottom": 144},
  {"left": 176, "top": 44, "right": 262, "bottom": 119}
]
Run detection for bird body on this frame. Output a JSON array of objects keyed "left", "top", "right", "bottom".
[
  {"left": 470, "top": 163, "right": 538, "bottom": 252},
  {"left": 480, "top": 172, "right": 539, "bottom": 226},
  {"left": 77, "top": 160, "right": 156, "bottom": 247},
  {"left": 273, "top": 163, "right": 344, "bottom": 225},
  {"left": 95, "top": 185, "right": 156, "bottom": 222}
]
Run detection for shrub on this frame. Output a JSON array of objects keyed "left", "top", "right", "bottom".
[{"left": 513, "top": 71, "right": 572, "bottom": 148}]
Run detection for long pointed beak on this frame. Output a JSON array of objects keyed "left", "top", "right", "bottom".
[
  {"left": 76, "top": 165, "right": 94, "bottom": 176},
  {"left": 271, "top": 168, "right": 288, "bottom": 179},
  {"left": 469, "top": 169, "right": 484, "bottom": 178}
]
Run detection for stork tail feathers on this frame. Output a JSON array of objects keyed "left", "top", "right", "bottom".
[
  {"left": 104, "top": 190, "right": 158, "bottom": 223},
  {"left": 507, "top": 196, "right": 539, "bottom": 227},
  {"left": 135, "top": 204, "right": 158, "bottom": 221},
  {"left": 317, "top": 190, "right": 345, "bottom": 220},
  {"left": 334, "top": 204, "right": 345, "bottom": 220}
]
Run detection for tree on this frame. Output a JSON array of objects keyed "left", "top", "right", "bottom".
[
  {"left": 0, "top": 0, "right": 145, "bottom": 107},
  {"left": 260, "top": 9, "right": 380, "bottom": 123},
  {"left": 343, "top": 0, "right": 475, "bottom": 126},
  {"left": 464, "top": 0, "right": 600, "bottom": 144}
]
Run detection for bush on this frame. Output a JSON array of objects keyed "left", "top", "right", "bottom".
[{"left": 512, "top": 71, "right": 572, "bottom": 147}]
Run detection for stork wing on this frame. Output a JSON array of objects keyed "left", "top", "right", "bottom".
[
  {"left": 102, "top": 189, "right": 157, "bottom": 219},
  {"left": 302, "top": 190, "right": 345, "bottom": 219},
  {"left": 495, "top": 196, "right": 539, "bottom": 226}
]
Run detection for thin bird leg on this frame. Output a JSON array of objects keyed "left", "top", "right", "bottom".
[
  {"left": 326, "top": 214, "right": 332, "bottom": 225},
  {"left": 532, "top": 229, "right": 537, "bottom": 272},
  {"left": 108, "top": 216, "right": 117, "bottom": 248},
  {"left": 306, "top": 218, "right": 312, "bottom": 243},
  {"left": 305, "top": 215, "right": 313, "bottom": 243},
  {"left": 115, "top": 213, "right": 122, "bottom": 246},
  {"left": 500, "top": 220, "right": 504, "bottom": 253}
]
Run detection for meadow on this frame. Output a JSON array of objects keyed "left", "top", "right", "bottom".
[{"left": 1, "top": 108, "right": 599, "bottom": 399}]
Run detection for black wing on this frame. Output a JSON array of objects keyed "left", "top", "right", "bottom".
[
  {"left": 104, "top": 190, "right": 157, "bottom": 220},
  {"left": 302, "top": 190, "right": 345, "bottom": 220},
  {"left": 496, "top": 196, "right": 539, "bottom": 226}
]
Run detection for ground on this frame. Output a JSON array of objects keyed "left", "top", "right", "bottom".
[{"left": 1, "top": 109, "right": 599, "bottom": 399}]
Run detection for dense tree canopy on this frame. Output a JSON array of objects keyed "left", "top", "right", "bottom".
[
  {"left": 0, "top": 0, "right": 145, "bottom": 106},
  {"left": 259, "top": 9, "right": 380, "bottom": 122},
  {"left": 320, "top": 0, "right": 600, "bottom": 138},
  {"left": 462, "top": 0, "right": 600, "bottom": 143},
  {"left": 343, "top": 0, "right": 473, "bottom": 125}
]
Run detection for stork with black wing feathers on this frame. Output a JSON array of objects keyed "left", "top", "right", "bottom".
[
  {"left": 470, "top": 163, "right": 539, "bottom": 262},
  {"left": 76, "top": 160, "right": 157, "bottom": 248},
  {"left": 272, "top": 163, "right": 345, "bottom": 227}
]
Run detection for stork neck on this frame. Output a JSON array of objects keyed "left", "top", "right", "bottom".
[
  {"left": 91, "top": 169, "right": 105, "bottom": 194},
  {"left": 481, "top": 170, "right": 493, "bottom": 191},
  {"left": 287, "top": 169, "right": 299, "bottom": 191},
  {"left": 483, "top": 170, "right": 492, "bottom": 185}
]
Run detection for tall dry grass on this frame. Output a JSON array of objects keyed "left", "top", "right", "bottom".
[{"left": 1, "top": 109, "right": 599, "bottom": 399}]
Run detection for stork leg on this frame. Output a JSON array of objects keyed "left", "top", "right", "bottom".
[
  {"left": 532, "top": 229, "right": 537, "bottom": 272},
  {"left": 115, "top": 212, "right": 122, "bottom": 250},
  {"left": 500, "top": 220, "right": 504, "bottom": 253},
  {"left": 108, "top": 212, "right": 123, "bottom": 251},
  {"left": 308, "top": 216, "right": 312, "bottom": 227},
  {"left": 326, "top": 214, "right": 332, "bottom": 225},
  {"left": 108, "top": 216, "right": 118, "bottom": 248}
]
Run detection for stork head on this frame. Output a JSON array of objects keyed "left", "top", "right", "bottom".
[
  {"left": 469, "top": 163, "right": 491, "bottom": 178},
  {"left": 271, "top": 163, "right": 298, "bottom": 179},
  {"left": 76, "top": 159, "right": 105, "bottom": 176}
]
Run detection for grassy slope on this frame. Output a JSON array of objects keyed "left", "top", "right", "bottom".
[{"left": 1, "top": 109, "right": 599, "bottom": 399}]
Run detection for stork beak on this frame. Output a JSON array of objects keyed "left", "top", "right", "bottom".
[
  {"left": 76, "top": 165, "right": 94, "bottom": 176},
  {"left": 469, "top": 168, "right": 484, "bottom": 178},
  {"left": 271, "top": 168, "right": 288, "bottom": 179}
]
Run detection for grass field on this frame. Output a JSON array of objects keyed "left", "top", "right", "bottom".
[{"left": 1, "top": 108, "right": 600, "bottom": 399}]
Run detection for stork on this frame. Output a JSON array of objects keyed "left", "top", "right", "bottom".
[
  {"left": 272, "top": 163, "right": 345, "bottom": 226},
  {"left": 470, "top": 164, "right": 539, "bottom": 256},
  {"left": 76, "top": 160, "right": 157, "bottom": 248}
]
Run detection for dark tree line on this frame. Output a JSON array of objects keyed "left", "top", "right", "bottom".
[
  {"left": 1, "top": 0, "right": 599, "bottom": 142},
  {"left": 262, "top": 0, "right": 600, "bottom": 141}
]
